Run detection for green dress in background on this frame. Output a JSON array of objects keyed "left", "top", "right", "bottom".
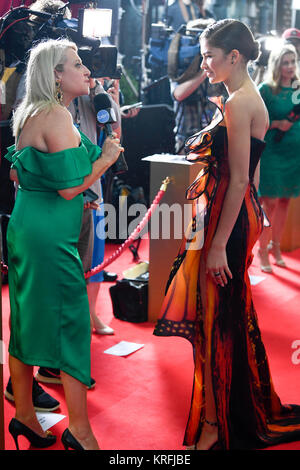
[
  {"left": 5, "top": 131, "right": 101, "bottom": 386},
  {"left": 258, "top": 82, "right": 300, "bottom": 198}
]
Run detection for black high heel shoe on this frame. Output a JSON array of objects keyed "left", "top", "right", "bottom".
[
  {"left": 9, "top": 418, "right": 56, "bottom": 450},
  {"left": 61, "top": 428, "right": 84, "bottom": 450}
]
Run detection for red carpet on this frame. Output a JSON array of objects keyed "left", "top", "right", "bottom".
[{"left": 1, "top": 239, "right": 300, "bottom": 450}]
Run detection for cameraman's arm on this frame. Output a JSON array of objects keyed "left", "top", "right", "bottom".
[
  {"left": 106, "top": 80, "right": 122, "bottom": 138},
  {"left": 173, "top": 70, "right": 207, "bottom": 102},
  {"left": 106, "top": 79, "right": 120, "bottom": 106}
]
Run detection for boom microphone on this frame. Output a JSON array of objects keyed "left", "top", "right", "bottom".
[{"left": 93, "top": 93, "right": 128, "bottom": 174}]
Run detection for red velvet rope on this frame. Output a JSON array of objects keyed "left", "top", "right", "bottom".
[{"left": 84, "top": 177, "right": 171, "bottom": 279}]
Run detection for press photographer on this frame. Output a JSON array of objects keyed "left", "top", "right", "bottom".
[{"left": 166, "top": 18, "right": 226, "bottom": 153}]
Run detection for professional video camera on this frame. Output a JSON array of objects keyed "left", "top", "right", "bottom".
[
  {"left": 148, "top": 22, "right": 202, "bottom": 82},
  {"left": 0, "top": 4, "right": 121, "bottom": 79}
]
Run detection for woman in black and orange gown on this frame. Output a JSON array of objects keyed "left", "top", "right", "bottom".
[{"left": 154, "top": 19, "right": 300, "bottom": 450}]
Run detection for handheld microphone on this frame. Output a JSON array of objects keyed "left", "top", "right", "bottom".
[
  {"left": 93, "top": 93, "right": 128, "bottom": 174},
  {"left": 94, "top": 93, "right": 116, "bottom": 136}
]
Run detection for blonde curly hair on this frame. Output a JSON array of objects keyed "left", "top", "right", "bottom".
[{"left": 265, "top": 43, "right": 300, "bottom": 94}]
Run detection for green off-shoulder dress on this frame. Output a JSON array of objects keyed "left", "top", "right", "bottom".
[
  {"left": 5, "top": 131, "right": 101, "bottom": 386},
  {"left": 258, "top": 82, "right": 300, "bottom": 198}
]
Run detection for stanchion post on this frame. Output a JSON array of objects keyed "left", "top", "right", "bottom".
[
  {"left": 0, "top": 243, "right": 5, "bottom": 450},
  {"left": 143, "top": 154, "right": 200, "bottom": 322}
]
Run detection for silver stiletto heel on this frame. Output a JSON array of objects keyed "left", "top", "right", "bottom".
[
  {"left": 258, "top": 247, "right": 273, "bottom": 273},
  {"left": 268, "top": 241, "right": 287, "bottom": 268}
]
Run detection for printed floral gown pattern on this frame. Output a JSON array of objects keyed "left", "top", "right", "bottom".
[{"left": 154, "top": 97, "right": 300, "bottom": 449}]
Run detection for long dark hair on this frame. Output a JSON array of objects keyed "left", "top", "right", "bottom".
[{"left": 200, "top": 19, "right": 260, "bottom": 63}]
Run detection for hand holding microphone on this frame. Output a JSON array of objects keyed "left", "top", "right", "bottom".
[
  {"left": 93, "top": 93, "right": 127, "bottom": 174},
  {"left": 101, "top": 132, "right": 124, "bottom": 166}
]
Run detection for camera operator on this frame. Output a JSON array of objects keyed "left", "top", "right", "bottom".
[
  {"left": 169, "top": 18, "right": 225, "bottom": 154},
  {"left": 71, "top": 76, "right": 121, "bottom": 339}
]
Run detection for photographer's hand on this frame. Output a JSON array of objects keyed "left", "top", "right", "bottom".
[
  {"left": 106, "top": 79, "right": 120, "bottom": 105},
  {"left": 121, "top": 105, "right": 141, "bottom": 119}
]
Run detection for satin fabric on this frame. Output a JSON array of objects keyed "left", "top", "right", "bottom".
[
  {"left": 154, "top": 97, "right": 300, "bottom": 449},
  {"left": 5, "top": 131, "right": 101, "bottom": 386}
]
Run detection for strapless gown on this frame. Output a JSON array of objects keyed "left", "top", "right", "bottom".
[{"left": 154, "top": 97, "right": 300, "bottom": 449}]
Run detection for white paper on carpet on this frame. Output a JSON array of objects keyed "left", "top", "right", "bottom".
[
  {"left": 104, "top": 341, "right": 144, "bottom": 357},
  {"left": 36, "top": 412, "right": 66, "bottom": 431},
  {"left": 249, "top": 275, "right": 265, "bottom": 286}
]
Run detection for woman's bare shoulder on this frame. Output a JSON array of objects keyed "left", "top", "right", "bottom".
[
  {"left": 224, "top": 90, "right": 252, "bottom": 128},
  {"left": 41, "top": 104, "right": 73, "bottom": 126},
  {"left": 226, "top": 85, "right": 266, "bottom": 120},
  {"left": 226, "top": 85, "right": 268, "bottom": 138},
  {"left": 42, "top": 105, "right": 80, "bottom": 153},
  {"left": 226, "top": 87, "right": 252, "bottom": 109}
]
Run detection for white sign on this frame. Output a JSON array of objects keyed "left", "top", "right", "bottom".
[
  {"left": 249, "top": 275, "right": 265, "bottom": 286},
  {"left": 104, "top": 341, "right": 144, "bottom": 357}
]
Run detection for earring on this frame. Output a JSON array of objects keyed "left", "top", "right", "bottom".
[{"left": 55, "top": 81, "right": 63, "bottom": 104}]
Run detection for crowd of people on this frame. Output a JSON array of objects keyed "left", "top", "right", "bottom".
[{"left": 1, "top": 0, "right": 300, "bottom": 452}]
